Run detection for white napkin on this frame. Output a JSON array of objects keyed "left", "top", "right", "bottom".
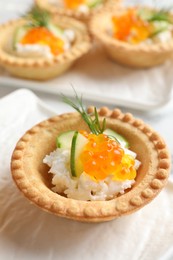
[{"left": 0, "top": 89, "right": 173, "bottom": 260}]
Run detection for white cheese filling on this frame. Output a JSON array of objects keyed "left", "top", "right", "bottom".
[
  {"left": 78, "top": 5, "right": 90, "bottom": 14},
  {"left": 16, "top": 43, "right": 53, "bottom": 58},
  {"left": 43, "top": 147, "right": 140, "bottom": 201},
  {"left": 153, "top": 30, "right": 173, "bottom": 43}
]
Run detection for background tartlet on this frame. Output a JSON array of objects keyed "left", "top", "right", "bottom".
[
  {"left": 0, "top": 15, "right": 91, "bottom": 80},
  {"left": 35, "top": 0, "right": 120, "bottom": 23},
  {"left": 11, "top": 107, "right": 170, "bottom": 222},
  {"left": 89, "top": 7, "right": 173, "bottom": 68}
]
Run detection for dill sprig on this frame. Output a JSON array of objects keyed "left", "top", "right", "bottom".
[
  {"left": 147, "top": 10, "right": 173, "bottom": 23},
  {"left": 138, "top": 7, "right": 173, "bottom": 38},
  {"left": 138, "top": 7, "right": 173, "bottom": 24},
  {"left": 62, "top": 92, "right": 106, "bottom": 135},
  {"left": 24, "top": 6, "right": 50, "bottom": 28}
]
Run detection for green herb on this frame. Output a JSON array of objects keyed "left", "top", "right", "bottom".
[
  {"left": 147, "top": 10, "right": 173, "bottom": 24},
  {"left": 138, "top": 7, "right": 173, "bottom": 39},
  {"left": 24, "top": 6, "right": 50, "bottom": 28},
  {"left": 62, "top": 91, "right": 106, "bottom": 135},
  {"left": 87, "top": 0, "right": 103, "bottom": 9},
  {"left": 138, "top": 8, "right": 173, "bottom": 24}
]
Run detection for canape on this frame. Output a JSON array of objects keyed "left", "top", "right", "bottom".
[
  {"left": 0, "top": 7, "right": 91, "bottom": 80},
  {"left": 89, "top": 6, "right": 173, "bottom": 68},
  {"left": 11, "top": 94, "right": 170, "bottom": 222}
]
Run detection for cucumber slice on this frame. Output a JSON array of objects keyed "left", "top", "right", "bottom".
[
  {"left": 56, "top": 130, "right": 75, "bottom": 149},
  {"left": 48, "top": 23, "right": 64, "bottom": 39},
  {"left": 70, "top": 131, "right": 88, "bottom": 177},
  {"left": 104, "top": 129, "right": 129, "bottom": 148},
  {"left": 13, "top": 26, "right": 28, "bottom": 50},
  {"left": 86, "top": 0, "right": 102, "bottom": 8},
  {"left": 138, "top": 8, "right": 154, "bottom": 21}
]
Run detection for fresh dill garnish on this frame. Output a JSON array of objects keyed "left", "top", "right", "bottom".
[
  {"left": 138, "top": 7, "right": 173, "bottom": 39},
  {"left": 147, "top": 10, "right": 173, "bottom": 24},
  {"left": 138, "top": 7, "right": 173, "bottom": 24},
  {"left": 24, "top": 5, "right": 50, "bottom": 28},
  {"left": 61, "top": 91, "right": 106, "bottom": 135}
]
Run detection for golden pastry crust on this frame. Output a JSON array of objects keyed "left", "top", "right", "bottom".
[
  {"left": 11, "top": 107, "right": 170, "bottom": 222},
  {"left": 35, "top": 0, "right": 120, "bottom": 23},
  {"left": 89, "top": 7, "right": 173, "bottom": 68},
  {"left": 0, "top": 16, "right": 91, "bottom": 80}
]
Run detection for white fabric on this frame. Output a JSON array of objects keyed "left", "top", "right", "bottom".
[{"left": 0, "top": 89, "right": 173, "bottom": 260}]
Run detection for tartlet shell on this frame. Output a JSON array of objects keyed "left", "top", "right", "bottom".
[
  {"left": 0, "top": 16, "right": 91, "bottom": 80},
  {"left": 89, "top": 8, "right": 173, "bottom": 68},
  {"left": 35, "top": 0, "right": 120, "bottom": 23},
  {"left": 11, "top": 107, "right": 171, "bottom": 222}
]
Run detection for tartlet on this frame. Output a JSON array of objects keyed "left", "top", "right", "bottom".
[
  {"left": 89, "top": 6, "right": 173, "bottom": 68},
  {"left": 0, "top": 15, "right": 91, "bottom": 80},
  {"left": 35, "top": 0, "right": 119, "bottom": 22},
  {"left": 11, "top": 107, "right": 170, "bottom": 222}
]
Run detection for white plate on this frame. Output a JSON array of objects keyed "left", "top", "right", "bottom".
[{"left": 1, "top": 46, "right": 173, "bottom": 112}]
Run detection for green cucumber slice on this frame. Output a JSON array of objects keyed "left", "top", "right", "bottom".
[
  {"left": 70, "top": 131, "right": 88, "bottom": 177},
  {"left": 56, "top": 130, "right": 75, "bottom": 149},
  {"left": 103, "top": 129, "right": 129, "bottom": 148},
  {"left": 138, "top": 8, "right": 154, "bottom": 21},
  {"left": 13, "top": 25, "right": 28, "bottom": 50},
  {"left": 86, "top": 0, "right": 103, "bottom": 8},
  {"left": 48, "top": 23, "right": 64, "bottom": 39}
]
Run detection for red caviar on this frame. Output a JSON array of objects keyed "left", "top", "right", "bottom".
[
  {"left": 80, "top": 133, "right": 137, "bottom": 181},
  {"left": 64, "top": 0, "right": 85, "bottom": 9},
  {"left": 112, "top": 8, "right": 152, "bottom": 44},
  {"left": 20, "top": 27, "right": 64, "bottom": 55}
]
